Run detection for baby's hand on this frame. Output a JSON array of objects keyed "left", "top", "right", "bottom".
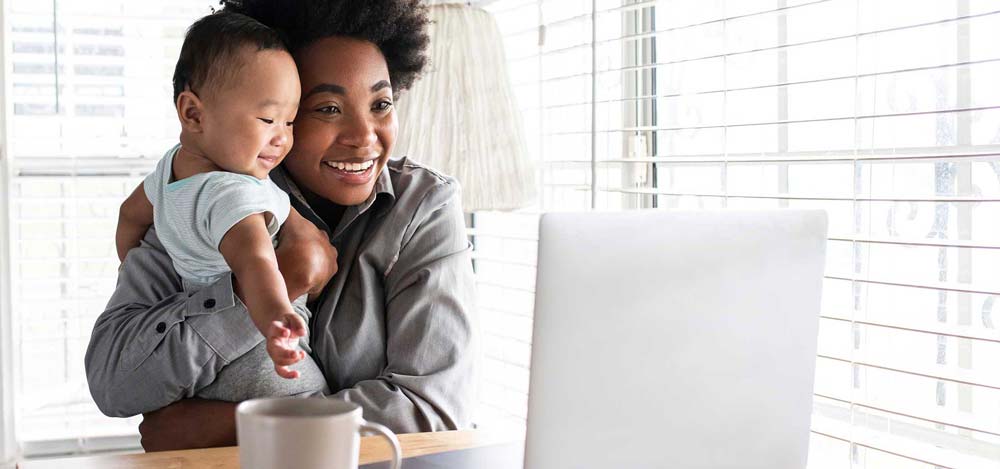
[{"left": 264, "top": 313, "right": 308, "bottom": 379}]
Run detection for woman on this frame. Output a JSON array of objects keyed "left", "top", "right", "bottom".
[{"left": 84, "top": 0, "right": 478, "bottom": 450}]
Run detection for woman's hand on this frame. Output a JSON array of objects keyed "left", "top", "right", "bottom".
[
  {"left": 276, "top": 208, "right": 338, "bottom": 300},
  {"left": 139, "top": 399, "right": 238, "bottom": 452}
]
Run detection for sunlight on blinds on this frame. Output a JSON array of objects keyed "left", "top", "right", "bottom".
[
  {"left": 478, "top": 0, "right": 1000, "bottom": 467},
  {"left": 6, "top": 0, "right": 216, "bottom": 455}
]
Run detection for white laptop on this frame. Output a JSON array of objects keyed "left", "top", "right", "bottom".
[{"left": 524, "top": 210, "right": 827, "bottom": 469}]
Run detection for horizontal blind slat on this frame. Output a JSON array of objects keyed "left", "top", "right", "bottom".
[
  {"left": 581, "top": 149, "right": 1000, "bottom": 163},
  {"left": 809, "top": 430, "right": 957, "bottom": 469},
  {"left": 816, "top": 354, "right": 1000, "bottom": 391},
  {"left": 518, "top": 57, "right": 1000, "bottom": 106},
  {"left": 825, "top": 236, "right": 1000, "bottom": 250},
  {"left": 823, "top": 276, "right": 1000, "bottom": 296},
  {"left": 819, "top": 316, "right": 1000, "bottom": 344},
  {"left": 466, "top": 229, "right": 538, "bottom": 242},
  {"left": 813, "top": 393, "right": 1000, "bottom": 438},
  {"left": 598, "top": 187, "right": 1000, "bottom": 204},
  {"left": 470, "top": 254, "right": 537, "bottom": 267},
  {"left": 543, "top": 105, "right": 1000, "bottom": 135},
  {"left": 474, "top": 279, "right": 536, "bottom": 294}
]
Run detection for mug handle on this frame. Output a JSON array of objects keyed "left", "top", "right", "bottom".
[{"left": 360, "top": 419, "right": 402, "bottom": 469}]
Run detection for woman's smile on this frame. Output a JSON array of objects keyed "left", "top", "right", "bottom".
[{"left": 321, "top": 158, "right": 379, "bottom": 184}]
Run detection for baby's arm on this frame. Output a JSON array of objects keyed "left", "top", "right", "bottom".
[
  {"left": 218, "top": 213, "right": 307, "bottom": 380},
  {"left": 116, "top": 183, "right": 154, "bottom": 262}
]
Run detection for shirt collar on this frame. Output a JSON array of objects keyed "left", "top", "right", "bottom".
[{"left": 270, "top": 164, "right": 396, "bottom": 238}]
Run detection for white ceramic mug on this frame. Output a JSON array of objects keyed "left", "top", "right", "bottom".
[{"left": 236, "top": 397, "right": 401, "bottom": 469}]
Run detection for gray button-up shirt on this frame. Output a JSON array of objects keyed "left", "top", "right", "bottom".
[{"left": 85, "top": 157, "right": 479, "bottom": 433}]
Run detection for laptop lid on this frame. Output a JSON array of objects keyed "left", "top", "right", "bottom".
[{"left": 524, "top": 210, "right": 827, "bottom": 469}]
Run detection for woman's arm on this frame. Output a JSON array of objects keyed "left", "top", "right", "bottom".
[
  {"left": 116, "top": 183, "right": 154, "bottom": 262},
  {"left": 86, "top": 228, "right": 264, "bottom": 416},
  {"left": 274, "top": 207, "right": 338, "bottom": 301},
  {"left": 331, "top": 180, "right": 479, "bottom": 432},
  {"left": 138, "top": 399, "right": 238, "bottom": 451},
  {"left": 84, "top": 225, "right": 332, "bottom": 417}
]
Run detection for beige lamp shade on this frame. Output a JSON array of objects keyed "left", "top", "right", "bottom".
[{"left": 395, "top": 3, "right": 536, "bottom": 212}]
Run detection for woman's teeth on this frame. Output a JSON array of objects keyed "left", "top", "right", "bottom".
[{"left": 325, "top": 160, "right": 375, "bottom": 172}]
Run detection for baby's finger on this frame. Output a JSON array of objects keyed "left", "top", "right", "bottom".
[
  {"left": 270, "top": 351, "right": 304, "bottom": 367},
  {"left": 275, "top": 365, "right": 300, "bottom": 380},
  {"left": 269, "top": 320, "right": 291, "bottom": 338},
  {"left": 267, "top": 336, "right": 298, "bottom": 355},
  {"left": 268, "top": 338, "right": 303, "bottom": 364}
]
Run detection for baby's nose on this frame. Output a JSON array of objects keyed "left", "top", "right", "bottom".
[{"left": 271, "top": 131, "right": 289, "bottom": 147}]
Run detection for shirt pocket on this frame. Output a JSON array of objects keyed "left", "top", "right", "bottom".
[{"left": 118, "top": 309, "right": 184, "bottom": 371}]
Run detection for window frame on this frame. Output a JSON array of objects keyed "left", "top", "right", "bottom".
[
  {"left": 1, "top": 0, "right": 20, "bottom": 463},
  {"left": 0, "top": 142, "right": 18, "bottom": 467}
]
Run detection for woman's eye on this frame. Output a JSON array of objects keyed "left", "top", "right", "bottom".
[
  {"left": 258, "top": 118, "right": 274, "bottom": 124},
  {"left": 316, "top": 105, "right": 341, "bottom": 115},
  {"left": 374, "top": 101, "right": 393, "bottom": 112}
]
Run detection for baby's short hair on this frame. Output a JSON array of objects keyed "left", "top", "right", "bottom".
[{"left": 172, "top": 10, "right": 288, "bottom": 103}]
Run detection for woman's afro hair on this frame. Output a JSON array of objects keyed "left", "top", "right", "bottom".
[{"left": 220, "top": 0, "right": 430, "bottom": 92}]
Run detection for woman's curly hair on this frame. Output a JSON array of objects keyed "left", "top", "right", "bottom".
[{"left": 220, "top": 0, "right": 430, "bottom": 92}]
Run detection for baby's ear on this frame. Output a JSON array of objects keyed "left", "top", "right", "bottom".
[{"left": 176, "top": 90, "right": 204, "bottom": 132}]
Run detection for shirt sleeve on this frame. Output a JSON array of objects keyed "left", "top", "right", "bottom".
[
  {"left": 201, "top": 178, "right": 290, "bottom": 249},
  {"left": 329, "top": 179, "right": 480, "bottom": 432},
  {"left": 84, "top": 227, "right": 303, "bottom": 417},
  {"left": 142, "top": 156, "right": 165, "bottom": 206}
]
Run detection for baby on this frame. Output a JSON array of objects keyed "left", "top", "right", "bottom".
[{"left": 115, "top": 11, "right": 328, "bottom": 401}]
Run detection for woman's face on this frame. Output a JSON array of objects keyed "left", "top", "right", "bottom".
[{"left": 286, "top": 36, "right": 397, "bottom": 206}]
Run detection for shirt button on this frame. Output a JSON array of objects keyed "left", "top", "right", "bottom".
[
  {"left": 155, "top": 322, "right": 166, "bottom": 333},
  {"left": 203, "top": 298, "right": 216, "bottom": 309}
]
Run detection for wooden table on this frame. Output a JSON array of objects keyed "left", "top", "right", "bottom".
[{"left": 18, "top": 430, "right": 519, "bottom": 469}]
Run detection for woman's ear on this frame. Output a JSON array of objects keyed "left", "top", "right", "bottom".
[{"left": 176, "top": 90, "right": 205, "bottom": 133}]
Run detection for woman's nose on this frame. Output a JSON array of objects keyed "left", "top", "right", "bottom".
[{"left": 338, "top": 116, "right": 377, "bottom": 148}]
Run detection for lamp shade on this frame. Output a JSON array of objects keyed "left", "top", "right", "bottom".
[{"left": 395, "top": 3, "right": 536, "bottom": 212}]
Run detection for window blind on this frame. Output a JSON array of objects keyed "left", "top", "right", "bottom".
[
  {"left": 478, "top": 1, "right": 1000, "bottom": 467},
  {"left": 3, "top": 0, "right": 215, "bottom": 456}
]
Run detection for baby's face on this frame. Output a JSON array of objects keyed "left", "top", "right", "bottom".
[{"left": 197, "top": 48, "right": 300, "bottom": 180}]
